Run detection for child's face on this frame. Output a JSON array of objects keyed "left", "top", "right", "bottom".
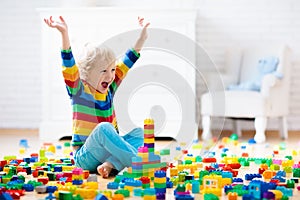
[{"left": 96, "top": 62, "right": 116, "bottom": 93}]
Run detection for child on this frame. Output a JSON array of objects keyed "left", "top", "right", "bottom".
[{"left": 44, "top": 16, "right": 150, "bottom": 178}]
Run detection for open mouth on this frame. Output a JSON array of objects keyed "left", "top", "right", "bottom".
[{"left": 101, "top": 82, "right": 109, "bottom": 89}]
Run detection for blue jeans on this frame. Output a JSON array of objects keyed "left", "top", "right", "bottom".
[{"left": 74, "top": 122, "right": 144, "bottom": 173}]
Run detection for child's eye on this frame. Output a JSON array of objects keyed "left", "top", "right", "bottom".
[
  {"left": 111, "top": 68, "right": 116, "bottom": 72},
  {"left": 100, "top": 69, "right": 107, "bottom": 73}
]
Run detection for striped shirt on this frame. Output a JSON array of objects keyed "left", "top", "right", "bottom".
[{"left": 61, "top": 48, "right": 140, "bottom": 146}]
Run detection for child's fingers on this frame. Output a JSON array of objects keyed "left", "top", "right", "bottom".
[
  {"left": 144, "top": 22, "right": 150, "bottom": 28},
  {"left": 44, "top": 18, "right": 51, "bottom": 26},
  {"left": 50, "top": 16, "right": 54, "bottom": 23},
  {"left": 59, "top": 16, "right": 65, "bottom": 23},
  {"left": 138, "top": 16, "right": 144, "bottom": 26}
]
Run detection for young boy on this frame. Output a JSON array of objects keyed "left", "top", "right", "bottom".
[{"left": 44, "top": 16, "right": 150, "bottom": 178}]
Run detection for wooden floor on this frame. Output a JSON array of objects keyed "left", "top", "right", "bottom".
[{"left": 0, "top": 129, "right": 300, "bottom": 199}]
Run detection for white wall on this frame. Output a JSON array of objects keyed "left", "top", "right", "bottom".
[
  {"left": 0, "top": 0, "right": 300, "bottom": 130},
  {"left": 195, "top": 0, "right": 300, "bottom": 130}
]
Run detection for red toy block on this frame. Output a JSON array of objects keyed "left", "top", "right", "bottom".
[
  {"left": 202, "top": 158, "right": 217, "bottom": 163},
  {"left": 258, "top": 168, "right": 266, "bottom": 174},
  {"left": 37, "top": 177, "right": 49, "bottom": 185},
  {"left": 227, "top": 163, "right": 241, "bottom": 169}
]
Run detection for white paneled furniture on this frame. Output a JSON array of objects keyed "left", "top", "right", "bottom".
[
  {"left": 201, "top": 45, "right": 292, "bottom": 143},
  {"left": 38, "top": 8, "right": 197, "bottom": 143}
]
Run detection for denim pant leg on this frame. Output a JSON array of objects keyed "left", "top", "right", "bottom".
[
  {"left": 75, "top": 122, "right": 144, "bottom": 172},
  {"left": 106, "top": 127, "right": 144, "bottom": 170},
  {"left": 122, "top": 127, "right": 144, "bottom": 149},
  {"left": 74, "top": 123, "right": 112, "bottom": 172}
]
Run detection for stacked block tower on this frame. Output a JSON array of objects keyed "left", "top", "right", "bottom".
[
  {"left": 144, "top": 118, "right": 155, "bottom": 153},
  {"left": 126, "top": 118, "right": 167, "bottom": 178}
]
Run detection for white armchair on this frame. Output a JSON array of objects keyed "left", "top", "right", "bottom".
[{"left": 201, "top": 45, "right": 292, "bottom": 143}]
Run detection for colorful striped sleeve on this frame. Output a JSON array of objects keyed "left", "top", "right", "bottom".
[
  {"left": 61, "top": 49, "right": 82, "bottom": 97},
  {"left": 113, "top": 48, "right": 140, "bottom": 89}
]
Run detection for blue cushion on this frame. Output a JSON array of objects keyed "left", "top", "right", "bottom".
[{"left": 227, "top": 56, "right": 281, "bottom": 91}]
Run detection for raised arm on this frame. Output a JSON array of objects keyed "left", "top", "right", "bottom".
[
  {"left": 133, "top": 17, "right": 150, "bottom": 53},
  {"left": 44, "top": 16, "right": 70, "bottom": 50},
  {"left": 44, "top": 16, "right": 81, "bottom": 97}
]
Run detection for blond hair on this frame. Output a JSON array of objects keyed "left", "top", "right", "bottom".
[{"left": 77, "top": 43, "right": 116, "bottom": 87}]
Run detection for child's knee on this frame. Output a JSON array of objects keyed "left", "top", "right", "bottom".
[
  {"left": 95, "top": 122, "right": 116, "bottom": 137},
  {"left": 131, "top": 127, "right": 144, "bottom": 138},
  {"left": 96, "top": 122, "right": 113, "bottom": 132}
]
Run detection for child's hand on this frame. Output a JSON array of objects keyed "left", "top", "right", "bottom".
[
  {"left": 44, "top": 16, "right": 70, "bottom": 50},
  {"left": 44, "top": 16, "right": 68, "bottom": 34},
  {"left": 138, "top": 16, "right": 150, "bottom": 41},
  {"left": 134, "top": 17, "right": 150, "bottom": 53}
]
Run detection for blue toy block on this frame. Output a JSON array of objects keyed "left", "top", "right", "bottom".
[
  {"left": 107, "top": 182, "right": 119, "bottom": 190},
  {"left": 53, "top": 166, "right": 62, "bottom": 172},
  {"left": 72, "top": 180, "right": 83, "bottom": 185},
  {"left": 248, "top": 139, "right": 256, "bottom": 144},
  {"left": 95, "top": 194, "right": 109, "bottom": 200},
  {"left": 144, "top": 188, "right": 156, "bottom": 196},
  {"left": 45, "top": 193, "right": 56, "bottom": 200},
  {"left": 148, "top": 153, "right": 161, "bottom": 162},
  {"left": 166, "top": 181, "right": 173, "bottom": 188},
  {"left": 9, "top": 160, "right": 18, "bottom": 165},
  {"left": 191, "top": 181, "right": 200, "bottom": 194},
  {"left": 242, "top": 185, "right": 248, "bottom": 190},
  {"left": 271, "top": 175, "right": 286, "bottom": 182},
  {"left": 155, "top": 170, "right": 166, "bottom": 178},
  {"left": 224, "top": 185, "right": 233, "bottom": 193},
  {"left": 222, "top": 171, "right": 233, "bottom": 178},
  {"left": 132, "top": 156, "right": 143, "bottom": 163},
  {"left": 23, "top": 158, "right": 31, "bottom": 164},
  {"left": 133, "top": 188, "right": 144, "bottom": 197},
  {"left": 46, "top": 186, "right": 58, "bottom": 193},
  {"left": 248, "top": 180, "right": 276, "bottom": 199},
  {"left": 245, "top": 173, "right": 262, "bottom": 181},
  {"left": 222, "top": 148, "right": 229, "bottom": 153},
  {"left": 30, "top": 157, "right": 38, "bottom": 163},
  {"left": 124, "top": 179, "right": 142, "bottom": 187},
  {"left": 208, "top": 151, "right": 216, "bottom": 157},
  {"left": 233, "top": 178, "right": 243, "bottom": 183},
  {"left": 22, "top": 184, "right": 34, "bottom": 192},
  {"left": 132, "top": 165, "right": 142, "bottom": 170},
  {"left": 211, "top": 163, "right": 219, "bottom": 168},
  {"left": 276, "top": 170, "right": 286, "bottom": 177},
  {"left": 276, "top": 186, "right": 293, "bottom": 197},
  {"left": 0, "top": 192, "right": 13, "bottom": 200},
  {"left": 175, "top": 194, "right": 194, "bottom": 200},
  {"left": 119, "top": 182, "right": 125, "bottom": 189},
  {"left": 242, "top": 194, "right": 252, "bottom": 200}
]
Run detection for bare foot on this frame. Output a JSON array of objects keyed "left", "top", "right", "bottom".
[{"left": 97, "top": 162, "right": 114, "bottom": 178}]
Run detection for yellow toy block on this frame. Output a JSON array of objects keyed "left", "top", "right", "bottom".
[
  {"left": 269, "top": 190, "right": 283, "bottom": 200},
  {"left": 170, "top": 168, "right": 178, "bottom": 177},
  {"left": 143, "top": 195, "right": 156, "bottom": 200},
  {"left": 202, "top": 188, "right": 222, "bottom": 196},
  {"left": 124, "top": 185, "right": 134, "bottom": 192},
  {"left": 83, "top": 182, "right": 98, "bottom": 189},
  {"left": 144, "top": 118, "right": 154, "bottom": 125},
  {"left": 154, "top": 177, "right": 167, "bottom": 184}
]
